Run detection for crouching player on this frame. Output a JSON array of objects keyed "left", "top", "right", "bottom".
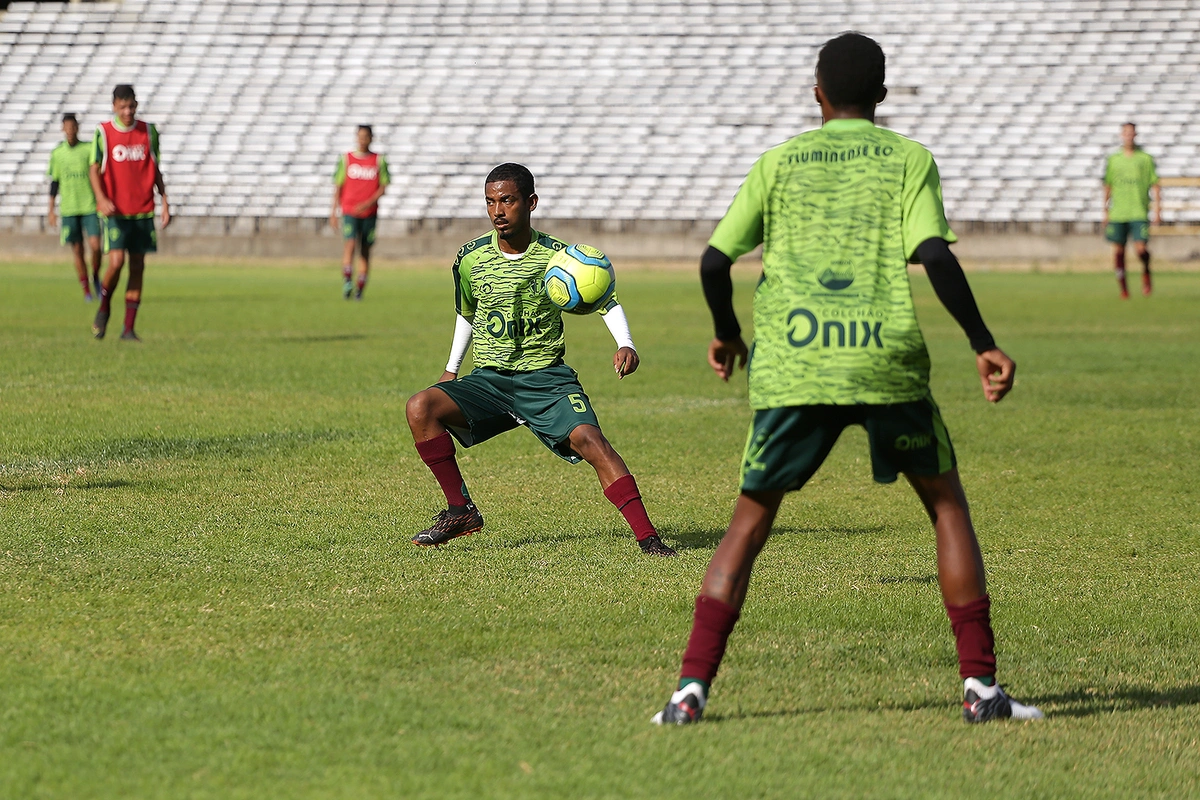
[
  {"left": 653, "top": 34, "right": 1042, "bottom": 724},
  {"left": 405, "top": 163, "right": 676, "bottom": 557}
]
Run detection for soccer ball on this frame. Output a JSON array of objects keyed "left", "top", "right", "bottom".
[{"left": 544, "top": 244, "right": 617, "bottom": 315}]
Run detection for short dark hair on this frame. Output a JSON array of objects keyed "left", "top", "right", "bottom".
[
  {"left": 816, "top": 33, "right": 886, "bottom": 111},
  {"left": 1123, "top": 121, "right": 1136, "bottom": 129},
  {"left": 112, "top": 84, "right": 136, "bottom": 102},
  {"left": 485, "top": 163, "right": 535, "bottom": 198},
  {"left": 358, "top": 124, "right": 373, "bottom": 136},
  {"left": 61, "top": 113, "right": 77, "bottom": 123}
]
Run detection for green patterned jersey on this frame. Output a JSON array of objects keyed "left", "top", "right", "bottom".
[
  {"left": 47, "top": 140, "right": 96, "bottom": 217},
  {"left": 452, "top": 229, "right": 570, "bottom": 372},
  {"left": 710, "top": 119, "right": 956, "bottom": 408},
  {"left": 1104, "top": 149, "right": 1158, "bottom": 222}
]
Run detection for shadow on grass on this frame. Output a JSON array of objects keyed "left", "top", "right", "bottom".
[
  {"left": 877, "top": 575, "right": 937, "bottom": 585},
  {"left": 706, "top": 695, "right": 950, "bottom": 722},
  {"left": 664, "top": 524, "right": 887, "bottom": 551},
  {"left": 0, "top": 478, "right": 135, "bottom": 493},
  {"left": 276, "top": 333, "right": 369, "bottom": 344},
  {"left": 1031, "top": 685, "right": 1200, "bottom": 717},
  {"left": 9, "top": 429, "right": 358, "bottom": 470}
]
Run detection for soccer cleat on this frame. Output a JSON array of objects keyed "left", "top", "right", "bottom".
[
  {"left": 84, "top": 292, "right": 94, "bottom": 303},
  {"left": 120, "top": 329, "right": 141, "bottom": 342},
  {"left": 412, "top": 503, "right": 484, "bottom": 546},
  {"left": 1142, "top": 272, "right": 1152, "bottom": 296},
  {"left": 354, "top": 289, "right": 364, "bottom": 301},
  {"left": 651, "top": 682, "right": 707, "bottom": 725},
  {"left": 343, "top": 280, "right": 353, "bottom": 299},
  {"left": 1119, "top": 288, "right": 1130, "bottom": 300},
  {"left": 962, "top": 677, "right": 1043, "bottom": 723},
  {"left": 638, "top": 535, "right": 678, "bottom": 557},
  {"left": 92, "top": 308, "right": 110, "bottom": 339}
]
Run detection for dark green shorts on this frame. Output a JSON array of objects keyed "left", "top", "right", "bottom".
[
  {"left": 740, "top": 395, "right": 957, "bottom": 492},
  {"left": 342, "top": 214, "right": 377, "bottom": 251},
  {"left": 61, "top": 213, "right": 100, "bottom": 246},
  {"left": 1105, "top": 221, "right": 1150, "bottom": 244},
  {"left": 433, "top": 364, "right": 601, "bottom": 463},
  {"left": 102, "top": 216, "right": 157, "bottom": 254}
]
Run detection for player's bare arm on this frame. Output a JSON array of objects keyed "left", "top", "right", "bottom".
[
  {"left": 1102, "top": 183, "right": 1111, "bottom": 227},
  {"left": 155, "top": 166, "right": 171, "bottom": 228},
  {"left": 89, "top": 163, "right": 115, "bottom": 217},
  {"left": 699, "top": 245, "right": 748, "bottom": 381},
  {"left": 329, "top": 185, "right": 342, "bottom": 231},
  {"left": 1152, "top": 182, "right": 1163, "bottom": 226}
]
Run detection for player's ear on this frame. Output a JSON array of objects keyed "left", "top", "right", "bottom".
[
  {"left": 813, "top": 84, "right": 824, "bottom": 107},
  {"left": 527, "top": 193, "right": 538, "bottom": 212},
  {"left": 876, "top": 86, "right": 888, "bottom": 105}
]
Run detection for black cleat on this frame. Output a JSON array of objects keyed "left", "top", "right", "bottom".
[
  {"left": 963, "top": 678, "right": 1043, "bottom": 723},
  {"left": 638, "top": 535, "right": 678, "bottom": 557},
  {"left": 120, "top": 329, "right": 141, "bottom": 342},
  {"left": 412, "top": 504, "right": 484, "bottom": 546},
  {"left": 92, "top": 308, "right": 110, "bottom": 339},
  {"left": 651, "top": 683, "right": 706, "bottom": 725}
]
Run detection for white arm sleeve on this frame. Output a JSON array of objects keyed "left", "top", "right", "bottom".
[
  {"left": 444, "top": 314, "right": 474, "bottom": 374},
  {"left": 601, "top": 303, "right": 636, "bottom": 351}
]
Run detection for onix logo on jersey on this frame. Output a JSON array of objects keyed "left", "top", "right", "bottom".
[
  {"left": 111, "top": 144, "right": 147, "bottom": 162},
  {"left": 894, "top": 433, "right": 932, "bottom": 451},
  {"left": 346, "top": 164, "right": 378, "bottom": 180},
  {"left": 786, "top": 308, "right": 883, "bottom": 349},
  {"left": 485, "top": 311, "right": 547, "bottom": 339}
]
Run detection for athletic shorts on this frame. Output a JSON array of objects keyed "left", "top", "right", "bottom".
[
  {"left": 739, "top": 394, "right": 957, "bottom": 493},
  {"left": 433, "top": 364, "right": 601, "bottom": 463},
  {"left": 1105, "top": 221, "right": 1150, "bottom": 244},
  {"left": 102, "top": 216, "right": 157, "bottom": 254},
  {"left": 61, "top": 213, "right": 99, "bottom": 246},
  {"left": 342, "top": 214, "right": 377, "bottom": 250}
]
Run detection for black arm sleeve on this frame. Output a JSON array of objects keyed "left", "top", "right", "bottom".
[
  {"left": 49, "top": 181, "right": 59, "bottom": 198},
  {"left": 915, "top": 237, "right": 996, "bottom": 354},
  {"left": 699, "top": 245, "right": 741, "bottom": 341}
]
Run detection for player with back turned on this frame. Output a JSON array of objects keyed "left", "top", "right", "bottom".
[
  {"left": 47, "top": 113, "right": 102, "bottom": 301},
  {"left": 403, "top": 163, "right": 676, "bottom": 556},
  {"left": 89, "top": 84, "right": 170, "bottom": 341},
  {"left": 651, "top": 34, "right": 1042, "bottom": 725}
]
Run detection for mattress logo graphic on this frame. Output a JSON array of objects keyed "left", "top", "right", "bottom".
[{"left": 786, "top": 308, "right": 883, "bottom": 349}]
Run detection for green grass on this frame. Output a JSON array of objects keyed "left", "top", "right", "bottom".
[{"left": 1, "top": 260, "right": 1198, "bottom": 799}]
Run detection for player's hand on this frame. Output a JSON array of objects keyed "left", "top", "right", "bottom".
[
  {"left": 96, "top": 196, "right": 116, "bottom": 217},
  {"left": 1155, "top": 209, "right": 1163, "bottom": 226},
  {"left": 329, "top": 214, "right": 340, "bottom": 232},
  {"left": 1102, "top": 211, "right": 1108, "bottom": 227},
  {"left": 47, "top": 210, "right": 57, "bottom": 228},
  {"left": 352, "top": 202, "right": 371, "bottom": 215},
  {"left": 976, "top": 348, "right": 1016, "bottom": 403},
  {"left": 709, "top": 336, "right": 748, "bottom": 382},
  {"left": 160, "top": 203, "right": 171, "bottom": 229},
  {"left": 613, "top": 347, "right": 639, "bottom": 379},
  {"left": 438, "top": 371, "right": 457, "bottom": 383}
]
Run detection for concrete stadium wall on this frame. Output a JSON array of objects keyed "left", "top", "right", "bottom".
[{"left": 3, "top": 216, "right": 1200, "bottom": 266}]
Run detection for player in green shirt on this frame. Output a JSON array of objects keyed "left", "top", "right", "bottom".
[
  {"left": 403, "top": 163, "right": 676, "bottom": 556},
  {"left": 46, "top": 113, "right": 101, "bottom": 301},
  {"left": 652, "top": 34, "right": 1041, "bottom": 725},
  {"left": 1103, "top": 122, "right": 1161, "bottom": 298}
]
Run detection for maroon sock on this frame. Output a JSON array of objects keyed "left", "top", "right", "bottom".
[
  {"left": 99, "top": 286, "right": 112, "bottom": 313},
  {"left": 415, "top": 432, "right": 470, "bottom": 507},
  {"left": 1139, "top": 250, "right": 1151, "bottom": 273},
  {"left": 80, "top": 276, "right": 92, "bottom": 295},
  {"left": 603, "top": 474, "right": 656, "bottom": 541},
  {"left": 356, "top": 274, "right": 367, "bottom": 292},
  {"left": 1115, "top": 251, "right": 1127, "bottom": 291},
  {"left": 945, "top": 594, "right": 996, "bottom": 680},
  {"left": 342, "top": 264, "right": 353, "bottom": 281},
  {"left": 680, "top": 595, "right": 741, "bottom": 685},
  {"left": 123, "top": 301, "right": 139, "bottom": 333}
]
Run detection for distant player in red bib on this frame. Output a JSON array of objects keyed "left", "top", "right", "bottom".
[
  {"left": 330, "top": 125, "right": 389, "bottom": 300},
  {"left": 88, "top": 84, "right": 170, "bottom": 341}
]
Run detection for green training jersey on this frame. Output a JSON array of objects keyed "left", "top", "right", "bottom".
[
  {"left": 47, "top": 140, "right": 96, "bottom": 217},
  {"left": 453, "top": 229, "right": 618, "bottom": 372},
  {"left": 1104, "top": 149, "right": 1158, "bottom": 222},
  {"left": 710, "top": 118, "right": 956, "bottom": 409}
]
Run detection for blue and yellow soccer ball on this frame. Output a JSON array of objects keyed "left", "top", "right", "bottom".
[{"left": 544, "top": 244, "right": 617, "bottom": 315}]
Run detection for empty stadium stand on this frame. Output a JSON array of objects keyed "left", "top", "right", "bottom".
[{"left": 1, "top": 0, "right": 1198, "bottom": 228}]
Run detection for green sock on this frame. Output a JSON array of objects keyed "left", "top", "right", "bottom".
[
  {"left": 678, "top": 677, "right": 709, "bottom": 693},
  {"left": 972, "top": 675, "right": 996, "bottom": 687}
]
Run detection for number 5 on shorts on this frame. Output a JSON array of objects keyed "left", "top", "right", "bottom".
[{"left": 568, "top": 393, "right": 587, "bottom": 413}]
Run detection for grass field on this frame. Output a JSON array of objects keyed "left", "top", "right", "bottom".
[{"left": 2, "top": 259, "right": 1198, "bottom": 799}]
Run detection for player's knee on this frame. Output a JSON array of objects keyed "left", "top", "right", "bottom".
[
  {"left": 405, "top": 390, "right": 435, "bottom": 425},
  {"left": 569, "top": 425, "right": 609, "bottom": 458}
]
